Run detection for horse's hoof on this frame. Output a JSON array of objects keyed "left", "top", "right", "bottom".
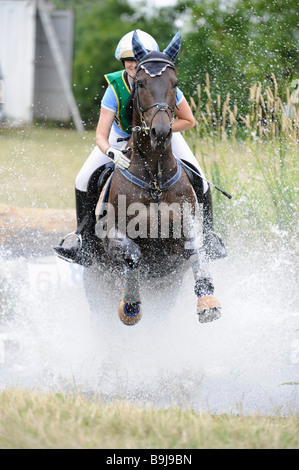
[
  {"left": 198, "top": 307, "right": 222, "bottom": 323},
  {"left": 118, "top": 299, "right": 142, "bottom": 326},
  {"left": 197, "top": 295, "right": 221, "bottom": 323}
]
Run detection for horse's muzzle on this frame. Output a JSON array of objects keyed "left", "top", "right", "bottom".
[{"left": 150, "top": 122, "right": 172, "bottom": 151}]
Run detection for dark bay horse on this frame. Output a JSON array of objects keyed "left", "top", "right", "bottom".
[{"left": 91, "top": 31, "right": 221, "bottom": 325}]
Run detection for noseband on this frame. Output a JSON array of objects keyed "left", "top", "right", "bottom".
[{"left": 136, "top": 100, "right": 175, "bottom": 133}]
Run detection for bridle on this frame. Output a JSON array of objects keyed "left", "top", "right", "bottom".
[
  {"left": 131, "top": 59, "right": 178, "bottom": 201},
  {"left": 133, "top": 58, "right": 176, "bottom": 133},
  {"left": 134, "top": 96, "right": 175, "bottom": 134}
]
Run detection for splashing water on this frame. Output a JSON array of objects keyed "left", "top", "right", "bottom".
[{"left": 0, "top": 232, "right": 298, "bottom": 416}]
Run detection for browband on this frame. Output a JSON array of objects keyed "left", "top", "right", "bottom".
[{"left": 136, "top": 57, "right": 175, "bottom": 73}]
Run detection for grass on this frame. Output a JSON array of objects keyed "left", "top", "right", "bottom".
[
  {"left": 0, "top": 126, "right": 95, "bottom": 209},
  {"left": 0, "top": 389, "right": 298, "bottom": 449}
]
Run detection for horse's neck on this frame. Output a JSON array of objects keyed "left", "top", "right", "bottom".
[{"left": 130, "top": 135, "right": 177, "bottom": 178}]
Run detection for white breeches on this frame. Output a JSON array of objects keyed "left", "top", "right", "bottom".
[{"left": 75, "top": 128, "right": 209, "bottom": 193}]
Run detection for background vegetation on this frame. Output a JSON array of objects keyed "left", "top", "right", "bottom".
[{"left": 52, "top": 0, "right": 299, "bottom": 127}]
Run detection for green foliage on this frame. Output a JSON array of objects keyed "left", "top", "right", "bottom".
[
  {"left": 52, "top": 0, "right": 298, "bottom": 127},
  {"left": 175, "top": 0, "right": 299, "bottom": 113}
]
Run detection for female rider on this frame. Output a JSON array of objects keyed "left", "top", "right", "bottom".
[{"left": 54, "top": 30, "right": 226, "bottom": 266}]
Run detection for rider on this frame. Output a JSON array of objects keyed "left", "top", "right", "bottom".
[{"left": 54, "top": 30, "right": 226, "bottom": 266}]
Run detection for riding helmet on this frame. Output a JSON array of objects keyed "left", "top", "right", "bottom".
[{"left": 115, "top": 30, "right": 159, "bottom": 61}]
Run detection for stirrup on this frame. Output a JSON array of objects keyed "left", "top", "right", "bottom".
[
  {"left": 59, "top": 231, "right": 82, "bottom": 248},
  {"left": 54, "top": 231, "right": 83, "bottom": 263}
]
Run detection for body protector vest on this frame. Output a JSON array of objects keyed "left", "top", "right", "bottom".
[{"left": 104, "top": 70, "right": 131, "bottom": 134}]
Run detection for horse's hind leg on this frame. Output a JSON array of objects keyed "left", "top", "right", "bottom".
[
  {"left": 106, "top": 234, "right": 143, "bottom": 325},
  {"left": 186, "top": 246, "right": 222, "bottom": 323},
  {"left": 118, "top": 265, "right": 142, "bottom": 325}
]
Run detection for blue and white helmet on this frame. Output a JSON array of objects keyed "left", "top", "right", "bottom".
[{"left": 115, "top": 29, "right": 159, "bottom": 61}]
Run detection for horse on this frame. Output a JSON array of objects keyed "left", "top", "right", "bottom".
[{"left": 87, "top": 31, "right": 221, "bottom": 326}]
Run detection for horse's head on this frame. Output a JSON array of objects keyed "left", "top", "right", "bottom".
[{"left": 132, "top": 31, "right": 181, "bottom": 152}]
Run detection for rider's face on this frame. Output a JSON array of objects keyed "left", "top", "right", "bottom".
[{"left": 124, "top": 59, "right": 137, "bottom": 82}]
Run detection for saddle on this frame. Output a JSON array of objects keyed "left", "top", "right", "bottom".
[{"left": 96, "top": 159, "right": 203, "bottom": 214}]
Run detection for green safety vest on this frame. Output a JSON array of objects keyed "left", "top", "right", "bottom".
[{"left": 104, "top": 70, "right": 132, "bottom": 134}]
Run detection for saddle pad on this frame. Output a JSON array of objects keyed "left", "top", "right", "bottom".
[{"left": 97, "top": 173, "right": 114, "bottom": 218}]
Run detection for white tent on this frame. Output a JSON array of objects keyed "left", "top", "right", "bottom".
[{"left": 0, "top": 0, "right": 83, "bottom": 131}]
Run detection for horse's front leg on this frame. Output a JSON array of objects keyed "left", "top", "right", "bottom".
[
  {"left": 106, "top": 232, "right": 143, "bottom": 326},
  {"left": 184, "top": 202, "right": 221, "bottom": 323},
  {"left": 183, "top": 200, "right": 221, "bottom": 323},
  {"left": 187, "top": 246, "right": 221, "bottom": 323}
]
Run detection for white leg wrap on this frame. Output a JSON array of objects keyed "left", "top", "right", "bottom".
[
  {"left": 123, "top": 267, "right": 141, "bottom": 304},
  {"left": 189, "top": 250, "right": 212, "bottom": 283}
]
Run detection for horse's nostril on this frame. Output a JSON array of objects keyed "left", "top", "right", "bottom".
[{"left": 151, "top": 125, "right": 171, "bottom": 140}]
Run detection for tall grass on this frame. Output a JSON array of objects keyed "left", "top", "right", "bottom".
[
  {"left": 190, "top": 72, "right": 299, "bottom": 142},
  {"left": 187, "top": 74, "right": 298, "bottom": 237}
]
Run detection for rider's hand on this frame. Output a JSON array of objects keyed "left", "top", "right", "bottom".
[{"left": 106, "top": 147, "right": 130, "bottom": 170}]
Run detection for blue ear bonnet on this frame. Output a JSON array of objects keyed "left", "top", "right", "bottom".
[
  {"left": 132, "top": 30, "right": 181, "bottom": 77},
  {"left": 136, "top": 51, "right": 175, "bottom": 77},
  {"left": 162, "top": 30, "right": 181, "bottom": 62}
]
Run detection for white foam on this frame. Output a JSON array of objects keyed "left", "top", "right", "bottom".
[{"left": 0, "top": 237, "right": 298, "bottom": 415}]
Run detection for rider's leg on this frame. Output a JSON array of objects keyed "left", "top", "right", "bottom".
[
  {"left": 54, "top": 146, "right": 112, "bottom": 266},
  {"left": 54, "top": 126, "right": 127, "bottom": 266},
  {"left": 171, "top": 132, "right": 227, "bottom": 260},
  {"left": 171, "top": 132, "right": 209, "bottom": 192},
  {"left": 201, "top": 185, "right": 227, "bottom": 260}
]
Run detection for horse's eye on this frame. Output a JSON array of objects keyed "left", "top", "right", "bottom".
[
  {"left": 173, "top": 81, "right": 178, "bottom": 89},
  {"left": 137, "top": 81, "right": 145, "bottom": 89}
]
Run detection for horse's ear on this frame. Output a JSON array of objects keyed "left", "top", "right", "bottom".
[
  {"left": 132, "top": 30, "right": 148, "bottom": 63},
  {"left": 163, "top": 30, "right": 181, "bottom": 62}
]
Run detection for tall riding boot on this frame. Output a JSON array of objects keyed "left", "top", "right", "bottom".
[
  {"left": 54, "top": 188, "right": 97, "bottom": 267},
  {"left": 181, "top": 161, "right": 227, "bottom": 260},
  {"left": 202, "top": 187, "right": 227, "bottom": 260}
]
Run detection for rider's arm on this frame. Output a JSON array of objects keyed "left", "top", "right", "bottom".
[
  {"left": 96, "top": 107, "right": 115, "bottom": 154},
  {"left": 96, "top": 107, "right": 130, "bottom": 170},
  {"left": 172, "top": 97, "right": 196, "bottom": 132}
]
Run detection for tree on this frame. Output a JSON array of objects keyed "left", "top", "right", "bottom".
[
  {"left": 174, "top": 0, "right": 299, "bottom": 113},
  {"left": 53, "top": 0, "right": 299, "bottom": 125}
]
